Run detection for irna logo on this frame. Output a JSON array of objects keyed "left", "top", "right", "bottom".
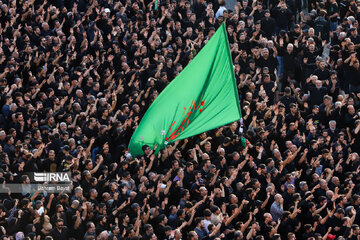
[{"left": 33, "top": 172, "right": 71, "bottom": 182}]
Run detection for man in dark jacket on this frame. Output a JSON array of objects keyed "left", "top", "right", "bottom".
[{"left": 314, "top": 10, "right": 329, "bottom": 41}]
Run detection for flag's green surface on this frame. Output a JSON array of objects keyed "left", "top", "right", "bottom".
[
  {"left": 154, "top": 0, "right": 158, "bottom": 10},
  {"left": 129, "top": 23, "right": 242, "bottom": 156}
]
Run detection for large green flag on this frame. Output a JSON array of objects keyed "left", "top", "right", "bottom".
[{"left": 129, "top": 23, "right": 242, "bottom": 156}]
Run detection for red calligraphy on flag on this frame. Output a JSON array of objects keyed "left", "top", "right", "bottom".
[{"left": 165, "top": 96, "right": 205, "bottom": 142}]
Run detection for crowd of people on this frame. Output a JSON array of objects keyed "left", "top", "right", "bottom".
[{"left": 0, "top": 0, "right": 360, "bottom": 239}]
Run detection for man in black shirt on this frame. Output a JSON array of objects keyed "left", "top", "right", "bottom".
[
  {"left": 262, "top": 73, "right": 277, "bottom": 105},
  {"left": 272, "top": 1, "right": 293, "bottom": 33},
  {"left": 313, "top": 60, "right": 330, "bottom": 82},
  {"left": 305, "top": 76, "right": 329, "bottom": 108},
  {"left": 279, "top": 87, "right": 297, "bottom": 113},
  {"left": 349, "top": 28, "right": 360, "bottom": 47},
  {"left": 251, "top": 3, "right": 265, "bottom": 22},
  {"left": 285, "top": 103, "right": 300, "bottom": 127},
  {"left": 155, "top": 214, "right": 168, "bottom": 240},
  {"left": 50, "top": 218, "right": 69, "bottom": 240},
  {"left": 347, "top": 55, "right": 360, "bottom": 93},
  {"left": 257, "top": 48, "right": 278, "bottom": 73},
  {"left": 327, "top": 209, "right": 345, "bottom": 235},
  {"left": 279, "top": 42, "right": 300, "bottom": 88},
  {"left": 329, "top": 0, "right": 339, "bottom": 31},
  {"left": 261, "top": 10, "right": 276, "bottom": 39},
  {"left": 241, "top": 0, "right": 253, "bottom": 16}
]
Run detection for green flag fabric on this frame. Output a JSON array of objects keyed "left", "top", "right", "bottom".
[
  {"left": 129, "top": 23, "right": 242, "bottom": 156},
  {"left": 154, "top": 0, "right": 158, "bottom": 10}
]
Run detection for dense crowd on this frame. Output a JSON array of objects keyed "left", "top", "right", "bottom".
[{"left": 0, "top": 0, "right": 360, "bottom": 239}]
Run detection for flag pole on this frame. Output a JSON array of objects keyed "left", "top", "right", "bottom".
[
  {"left": 222, "top": 23, "right": 242, "bottom": 127},
  {"left": 222, "top": 22, "right": 246, "bottom": 146},
  {"left": 221, "top": 22, "right": 241, "bottom": 120}
]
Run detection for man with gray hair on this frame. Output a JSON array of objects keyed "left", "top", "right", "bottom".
[
  {"left": 0, "top": 130, "right": 6, "bottom": 145},
  {"left": 259, "top": 47, "right": 278, "bottom": 73},
  {"left": 71, "top": 187, "right": 84, "bottom": 204},
  {"left": 97, "top": 230, "right": 109, "bottom": 240},
  {"left": 299, "top": 181, "right": 308, "bottom": 197},
  {"left": 306, "top": 75, "right": 328, "bottom": 107},
  {"left": 273, "top": 149, "right": 282, "bottom": 162},
  {"left": 270, "top": 194, "right": 284, "bottom": 221},
  {"left": 59, "top": 122, "right": 67, "bottom": 132},
  {"left": 327, "top": 120, "right": 339, "bottom": 141},
  {"left": 15, "top": 231, "right": 25, "bottom": 240},
  {"left": 65, "top": 200, "right": 80, "bottom": 228}
]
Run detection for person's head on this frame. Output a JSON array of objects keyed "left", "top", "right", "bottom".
[
  {"left": 289, "top": 103, "right": 297, "bottom": 113},
  {"left": 353, "top": 195, "right": 360, "bottom": 205},
  {"left": 90, "top": 188, "right": 98, "bottom": 198},
  {"left": 204, "top": 141, "right": 211, "bottom": 152},
  {"left": 199, "top": 186, "right": 208, "bottom": 196},
  {"left": 352, "top": 225, "right": 360, "bottom": 235},
  {"left": 329, "top": 120, "right": 336, "bottom": 131},
  {"left": 86, "top": 221, "right": 96, "bottom": 234},
  {"left": 264, "top": 74, "right": 271, "bottom": 83},
  {"left": 194, "top": 217, "right": 204, "bottom": 228},
  {"left": 287, "top": 184, "right": 295, "bottom": 194},
  {"left": 264, "top": 213, "right": 272, "bottom": 222},
  {"left": 287, "top": 43, "right": 294, "bottom": 53},
  {"left": 21, "top": 175, "right": 30, "bottom": 184},
  {"left": 56, "top": 204, "right": 64, "bottom": 214},
  {"left": 234, "top": 230, "right": 243, "bottom": 240},
  {"left": 339, "top": 196, "right": 347, "bottom": 205},
  {"left": 304, "top": 224, "right": 312, "bottom": 233},
  {"left": 309, "top": 43, "right": 315, "bottom": 52},
  {"left": 158, "top": 214, "right": 168, "bottom": 225},
  {"left": 264, "top": 9, "right": 270, "bottom": 18},
  {"left": 272, "top": 149, "right": 281, "bottom": 159},
  {"left": 284, "top": 87, "right": 291, "bottom": 96},
  {"left": 274, "top": 194, "right": 282, "bottom": 203},
  {"left": 287, "top": 232, "right": 296, "bottom": 240},
  {"left": 15, "top": 232, "right": 24, "bottom": 240},
  {"left": 319, "top": 60, "right": 326, "bottom": 69},
  {"left": 335, "top": 208, "right": 345, "bottom": 218},
  {"left": 55, "top": 218, "right": 64, "bottom": 231},
  {"left": 188, "top": 231, "right": 198, "bottom": 240},
  {"left": 348, "top": 105, "right": 355, "bottom": 115},
  {"left": 315, "top": 80, "right": 322, "bottom": 89},
  {"left": 229, "top": 194, "right": 238, "bottom": 204},
  {"left": 142, "top": 145, "right": 151, "bottom": 155},
  {"left": 98, "top": 215, "right": 107, "bottom": 225},
  {"left": 261, "top": 48, "right": 269, "bottom": 58},
  {"left": 299, "top": 181, "right": 308, "bottom": 192},
  {"left": 323, "top": 95, "right": 332, "bottom": 106},
  {"left": 71, "top": 199, "right": 80, "bottom": 210},
  {"left": 139, "top": 229, "right": 153, "bottom": 240}
]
